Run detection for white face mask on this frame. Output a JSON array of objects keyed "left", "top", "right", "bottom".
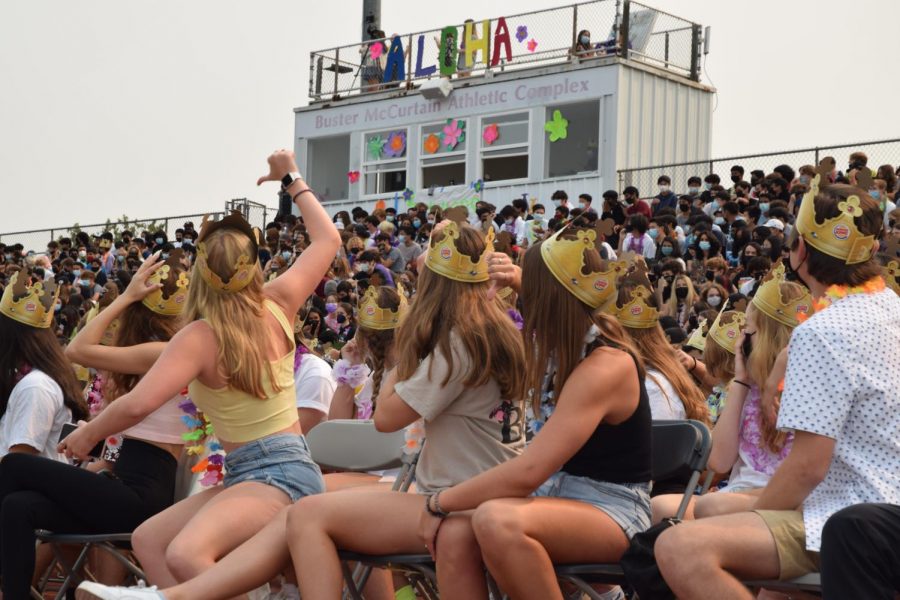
[
  {"left": 707, "top": 295, "right": 722, "bottom": 307},
  {"left": 659, "top": 185, "right": 670, "bottom": 193}
]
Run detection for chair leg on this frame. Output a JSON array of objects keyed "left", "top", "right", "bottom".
[
  {"left": 557, "top": 575, "right": 606, "bottom": 600},
  {"left": 94, "top": 543, "right": 146, "bottom": 583},
  {"left": 340, "top": 561, "right": 366, "bottom": 600},
  {"left": 52, "top": 543, "right": 93, "bottom": 600}
]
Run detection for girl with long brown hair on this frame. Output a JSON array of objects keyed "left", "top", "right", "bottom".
[
  {"left": 410, "top": 224, "right": 654, "bottom": 599},
  {"left": 0, "top": 255, "right": 185, "bottom": 599},
  {"left": 611, "top": 263, "right": 709, "bottom": 424},
  {"left": 70, "top": 150, "right": 342, "bottom": 598}
]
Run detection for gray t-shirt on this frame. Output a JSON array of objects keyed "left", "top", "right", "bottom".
[
  {"left": 395, "top": 333, "right": 525, "bottom": 493},
  {"left": 396, "top": 241, "right": 423, "bottom": 267}
]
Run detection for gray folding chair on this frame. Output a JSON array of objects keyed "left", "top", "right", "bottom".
[
  {"left": 32, "top": 450, "right": 198, "bottom": 599},
  {"left": 305, "top": 420, "right": 432, "bottom": 600},
  {"left": 554, "top": 419, "right": 713, "bottom": 599}
]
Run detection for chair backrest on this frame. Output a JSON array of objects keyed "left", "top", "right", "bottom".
[
  {"left": 650, "top": 420, "right": 711, "bottom": 483},
  {"left": 307, "top": 419, "right": 407, "bottom": 472}
]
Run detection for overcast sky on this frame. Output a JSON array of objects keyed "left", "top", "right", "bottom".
[{"left": 1, "top": 0, "right": 898, "bottom": 233}]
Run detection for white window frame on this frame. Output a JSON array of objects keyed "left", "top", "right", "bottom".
[
  {"left": 419, "top": 119, "right": 468, "bottom": 190},
  {"left": 478, "top": 110, "right": 530, "bottom": 186},
  {"left": 543, "top": 99, "right": 601, "bottom": 180},
  {"left": 361, "top": 127, "right": 409, "bottom": 199}
]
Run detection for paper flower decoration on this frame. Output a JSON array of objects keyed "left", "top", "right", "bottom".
[
  {"left": 482, "top": 123, "right": 499, "bottom": 145},
  {"left": 424, "top": 133, "right": 440, "bottom": 154},
  {"left": 527, "top": 38, "right": 538, "bottom": 53},
  {"left": 367, "top": 135, "right": 385, "bottom": 160},
  {"left": 348, "top": 171, "right": 360, "bottom": 183},
  {"left": 516, "top": 25, "right": 528, "bottom": 43},
  {"left": 544, "top": 109, "right": 569, "bottom": 142},
  {"left": 473, "top": 179, "right": 484, "bottom": 193},
  {"left": 369, "top": 41, "right": 384, "bottom": 60},
  {"left": 384, "top": 130, "right": 406, "bottom": 158},
  {"left": 442, "top": 119, "right": 465, "bottom": 149},
  {"left": 403, "top": 188, "right": 415, "bottom": 202}
]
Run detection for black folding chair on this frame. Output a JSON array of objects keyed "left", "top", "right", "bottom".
[{"left": 554, "top": 419, "right": 712, "bottom": 599}]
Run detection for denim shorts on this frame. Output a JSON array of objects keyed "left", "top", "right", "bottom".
[
  {"left": 533, "top": 471, "right": 652, "bottom": 539},
  {"left": 223, "top": 433, "right": 325, "bottom": 502}
]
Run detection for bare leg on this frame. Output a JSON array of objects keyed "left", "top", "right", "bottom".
[
  {"left": 435, "top": 513, "right": 488, "bottom": 600},
  {"left": 471, "top": 498, "right": 631, "bottom": 600},
  {"left": 287, "top": 491, "right": 427, "bottom": 600},
  {"left": 694, "top": 491, "right": 761, "bottom": 519},
  {"left": 651, "top": 493, "right": 695, "bottom": 524},
  {"left": 656, "top": 511, "right": 780, "bottom": 600},
  {"left": 132, "top": 486, "right": 224, "bottom": 586}
]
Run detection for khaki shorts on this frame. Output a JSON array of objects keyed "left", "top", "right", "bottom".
[{"left": 755, "top": 510, "right": 821, "bottom": 580}]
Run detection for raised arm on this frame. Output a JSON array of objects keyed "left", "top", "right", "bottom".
[
  {"left": 259, "top": 150, "right": 342, "bottom": 318},
  {"left": 65, "top": 254, "right": 167, "bottom": 375},
  {"left": 59, "top": 322, "right": 209, "bottom": 461}
]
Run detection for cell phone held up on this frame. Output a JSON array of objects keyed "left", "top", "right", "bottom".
[{"left": 58, "top": 422, "right": 104, "bottom": 459}]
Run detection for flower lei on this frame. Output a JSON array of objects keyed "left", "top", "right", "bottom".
[
  {"left": 179, "top": 394, "right": 225, "bottom": 487},
  {"left": 806, "top": 276, "right": 885, "bottom": 317}
]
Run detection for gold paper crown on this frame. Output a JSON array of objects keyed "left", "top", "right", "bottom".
[
  {"left": 751, "top": 263, "right": 813, "bottom": 328},
  {"left": 195, "top": 211, "right": 261, "bottom": 293},
  {"left": 685, "top": 317, "right": 709, "bottom": 351},
  {"left": 796, "top": 157, "right": 877, "bottom": 265},
  {"left": 0, "top": 270, "right": 60, "bottom": 329},
  {"left": 358, "top": 285, "right": 408, "bottom": 331},
  {"left": 707, "top": 300, "right": 745, "bottom": 354},
  {"left": 885, "top": 260, "right": 900, "bottom": 295},
  {"left": 101, "top": 319, "right": 121, "bottom": 346},
  {"left": 612, "top": 260, "right": 659, "bottom": 329},
  {"left": 142, "top": 250, "right": 191, "bottom": 316},
  {"left": 425, "top": 221, "right": 494, "bottom": 283},
  {"left": 541, "top": 226, "right": 627, "bottom": 309}
]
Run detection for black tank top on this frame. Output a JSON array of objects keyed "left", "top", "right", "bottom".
[{"left": 561, "top": 348, "right": 652, "bottom": 484}]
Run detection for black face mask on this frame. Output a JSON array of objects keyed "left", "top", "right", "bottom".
[
  {"left": 705, "top": 270, "right": 715, "bottom": 281},
  {"left": 336, "top": 314, "right": 347, "bottom": 324},
  {"left": 742, "top": 331, "right": 755, "bottom": 359},
  {"left": 675, "top": 287, "right": 689, "bottom": 300},
  {"left": 731, "top": 175, "right": 741, "bottom": 183},
  {"left": 679, "top": 203, "right": 690, "bottom": 212}
]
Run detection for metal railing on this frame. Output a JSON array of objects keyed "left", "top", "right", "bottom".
[
  {"left": 0, "top": 199, "right": 278, "bottom": 254},
  {"left": 617, "top": 137, "right": 900, "bottom": 198},
  {"left": 308, "top": 0, "right": 703, "bottom": 101}
]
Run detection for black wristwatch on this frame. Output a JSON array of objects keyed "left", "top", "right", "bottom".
[{"left": 281, "top": 172, "right": 303, "bottom": 190}]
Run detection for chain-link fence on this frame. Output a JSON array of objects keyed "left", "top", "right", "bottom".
[
  {"left": 309, "top": 0, "right": 702, "bottom": 101},
  {"left": 617, "top": 138, "right": 900, "bottom": 198},
  {"left": 225, "top": 198, "right": 275, "bottom": 232}
]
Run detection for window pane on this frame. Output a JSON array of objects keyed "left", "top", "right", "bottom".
[
  {"left": 422, "top": 162, "right": 466, "bottom": 188},
  {"left": 546, "top": 101, "right": 599, "bottom": 178},
  {"left": 365, "top": 129, "right": 408, "bottom": 161},
  {"left": 484, "top": 155, "right": 528, "bottom": 182},
  {"left": 307, "top": 135, "right": 350, "bottom": 201},
  {"left": 482, "top": 112, "right": 529, "bottom": 147},
  {"left": 422, "top": 120, "right": 467, "bottom": 154},
  {"left": 365, "top": 169, "right": 407, "bottom": 195}
]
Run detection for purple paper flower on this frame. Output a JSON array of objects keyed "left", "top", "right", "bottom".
[
  {"left": 403, "top": 188, "right": 414, "bottom": 202},
  {"left": 384, "top": 130, "right": 407, "bottom": 158},
  {"left": 516, "top": 25, "right": 528, "bottom": 43},
  {"left": 507, "top": 308, "right": 524, "bottom": 330}
]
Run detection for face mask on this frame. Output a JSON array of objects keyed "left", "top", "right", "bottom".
[
  {"left": 699, "top": 241, "right": 712, "bottom": 251},
  {"left": 679, "top": 203, "right": 690, "bottom": 212},
  {"left": 714, "top": 217, "right": 726, "bottom": 226},
  {"left": 412, "top": 219, "right": 422, "bottom": 228},
  {"left": 870, "top": 190, "right": 881, "bottom": 200},
  {"left": 357, "top": 263, "right": 370, "bottom": 273},
  {"left": 505, "top": 218, "right": 514, "bottom": 225},
  {"left": 675, "top": 287, "right": 689, "bottom": 300},
  {"left": 55, "top": 302, "right": 62, "bottom": 312},
  {"left": 579, "top": 202, "right": 588, "bottom": 210},
  {"left": 325, "top": 302, "right": 337, "bottom": 313},
  {"left": 731, "top": 175, "right": 741, "bottom": 183},
  {"left": 78, "top": 250, "right": 87, "bottom": 258},
  {"left": 579, "top": 35, "right": 590, "bottom": 45},
  {"left": 741, "top": 331, "right": 755, "bottom": 358},
  {"left": 398, "top": 234, "right": 407, "bottom": 243},
  {"left": 741, "top": 254, "right": 754, "bottom": 265},
  {"left": 281, "top": 251, "right": 292, "bottom": 261},
  {"left": 81, "top": 279, "right": 91, "bottom": 287},
  {"left": 759, "top": 202, "right": 770, "bottom": 214},
  {"left": 707, "top": 294, "right": 721, "bottom": 307},
  {"left": 72, "top": 269, "right": 82, "bottom": 278},
  {"left": 704, "top": 182, "right": 712, "bottom": 191},
  {"left": 661, "top": 246, "right": 674, "bottom": 256},
  {"left": 659, "top": 185, "right": 670, "bottom": 193},
  {"left": 155, "top": 238, "right": 164, "bottom": 245},
  {"left": 685, "top": 235, "right": 695, "bottom": 247},
  {"left": 799, "top": 176, "right": 810, "bottom": 185},
  {"left": 535, "top": 212, "right": 545, "bottom": 220},
  {"left": 648, "top": 228, "right": 659, "bottom": 239},
  {"left": 387, "top": 215, "right": 395, "bottom": 222},
  {"left": 427, "top": 217, "right": 436, "bottom": 225},
  {"left": 336, "top": 314, "right": 347, "bottom": 324},
  {"left": 161, "top": 253, "right": 170, "bottom": 260},
  {"left": 689, "top": 187, "right": 700, "bottom": 195}
]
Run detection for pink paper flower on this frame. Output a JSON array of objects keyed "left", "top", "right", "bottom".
[
  {"left": 369, "top": 42, "right": 384, "bottom": 60},
  {"left": 348, "top": 171, "right": 360, "bottom": 183},
  {"left": 442, "top": 119, "right": 465, "bottom": 149},
  {"left": 527, "top": 38, "right": 538, "bottom": 53},
  {"left": 482, "top": 123, "right": 499, "bottom": 145}
]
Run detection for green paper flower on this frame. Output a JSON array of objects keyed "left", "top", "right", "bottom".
[
  {"left": 544, "top": 110, "right": 569, "bottom": 142},
  {"left": 367, "top": 135, "right": 385, "bottom": 160}
]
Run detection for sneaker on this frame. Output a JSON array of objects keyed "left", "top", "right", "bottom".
[{"left": 76, "top": 581, "right": 166, "bottom": 600}]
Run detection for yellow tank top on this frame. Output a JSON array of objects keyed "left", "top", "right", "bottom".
[{"left": 188, "top": 299, "right": 298, "bottom": 443}]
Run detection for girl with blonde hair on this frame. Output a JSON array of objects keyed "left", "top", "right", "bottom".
[
  {"left": 69, "top": 150, "right": 342, "bottom": 595},
  {"left": 659, "top": 272, "right": 696, "bottom": 329}
]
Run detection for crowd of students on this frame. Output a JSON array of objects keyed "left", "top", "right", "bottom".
[{"left": 0, "top": 148, "right": 897, "bottom": 600}]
